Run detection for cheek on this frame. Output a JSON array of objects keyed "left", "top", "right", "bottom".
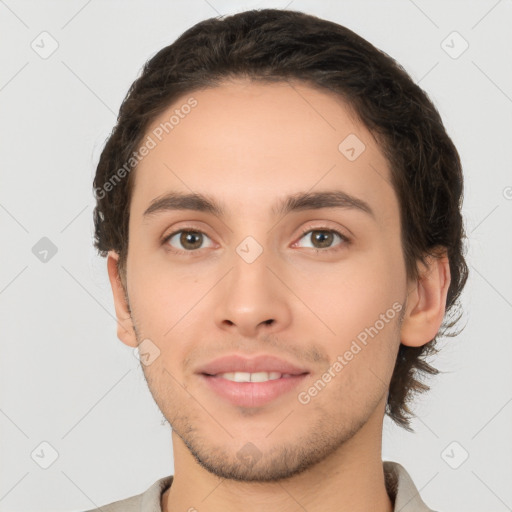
[
  {"left": 289, "top": 254, "right": 403, "bottom": 383},
  {"left": 127, "top": 248, "right": 192, "bottom": 322},
  {"left": 127, "top": 256, "right": 203, "bottom": 365},
  {"left": 292, "top": 250, "right": 403, "bottom": 333},
  {"left": 140, "top": 358, "right": 191, "bottom": 422}
]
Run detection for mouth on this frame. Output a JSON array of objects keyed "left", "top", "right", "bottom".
[
  {"left": 199, "top": 371, "right": 309, "bottom": 408},
  {"left": 195, "top": 353, "right": 311, "bottom": 408},
  {"left": 204, "top": 371, "right": 301, "bottom": 382}
]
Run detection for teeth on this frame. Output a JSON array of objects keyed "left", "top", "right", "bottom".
[{"left": 218, "top": 371, "right": 283, "bottom": 382}]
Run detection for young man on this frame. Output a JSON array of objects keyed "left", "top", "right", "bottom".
[{"left": 89, "top": 8, "right": 468, "bottom": 512}]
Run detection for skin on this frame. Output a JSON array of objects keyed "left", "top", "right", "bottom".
[{"left": 107, "top": 80, "right": 451, "bottom": 512}]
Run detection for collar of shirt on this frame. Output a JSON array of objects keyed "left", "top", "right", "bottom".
[{"left": 91, "top": 460, "right": 436, "bottom": 512}]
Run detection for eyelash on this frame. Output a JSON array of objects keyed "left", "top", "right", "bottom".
[{"left": 161, "top": 224, "right": 351, "bottom": 256}]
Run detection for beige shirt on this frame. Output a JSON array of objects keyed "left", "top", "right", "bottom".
[{"left": 85, "top": 461, "right": 436, "bottom": 512}]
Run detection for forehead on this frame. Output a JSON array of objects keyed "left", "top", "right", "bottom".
[{"left": 130, "top": 80, "right": 396, "bottom": 222}]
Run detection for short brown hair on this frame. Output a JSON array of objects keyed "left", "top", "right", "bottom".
[{"left": 93, "top": 8, "right": 469, "bottom": 431}]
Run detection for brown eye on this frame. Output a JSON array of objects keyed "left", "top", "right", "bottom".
[
  {"left": 163, "top": 230, "right": 213, "bottom": 254},
  {"left": 310, "top": 230, "right": 335, "bottom": 248},
  {"left": 296, "top": 228, "right": 350, "bottom": 252}
]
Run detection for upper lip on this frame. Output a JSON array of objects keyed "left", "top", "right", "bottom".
[{"left": 196, "top": 354, "right": 310, "bottom": 376}]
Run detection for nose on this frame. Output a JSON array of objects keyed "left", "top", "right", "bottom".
[{"left": 213, "top": 249, "right": 292, "bottom": 338}]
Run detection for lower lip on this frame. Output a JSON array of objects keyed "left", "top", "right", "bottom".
[{"left": 199, "top": 373, "right": 309, "bottom": 408}]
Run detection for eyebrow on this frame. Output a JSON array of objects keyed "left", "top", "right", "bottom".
[{"left": 143, "top": 190, "right": 375, "bottom": 220}]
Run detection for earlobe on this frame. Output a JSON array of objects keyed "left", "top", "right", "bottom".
[
  {"left": 400, "top": 251, "right": 451, "bottom": 348},
  {"left": 106, "top": 250, "right": 138, "bottom": 348}
]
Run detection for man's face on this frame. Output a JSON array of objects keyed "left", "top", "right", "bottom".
[{"left": 120, "top": 80, "right": 409, "bottom": 481}]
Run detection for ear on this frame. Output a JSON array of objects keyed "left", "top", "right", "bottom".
[
  {"left": 106, "top": 250, "right": 138, "bottom": 348},
  {"left": 400, "top": 249, "right": 451, "bottom": 347}
]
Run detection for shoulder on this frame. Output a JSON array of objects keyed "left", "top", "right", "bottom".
[
  {"left": 383, "top": 461, "right": 439, "bottom": 512},
  {"left": 81, "top": 475, "right": 173, "bottom": 512}
]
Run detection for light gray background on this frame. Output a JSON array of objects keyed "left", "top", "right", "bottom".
[{"left": 1, "top": 1, "right": 511, "bottom": 511}]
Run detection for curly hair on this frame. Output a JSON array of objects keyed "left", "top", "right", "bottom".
[{"left": 93, "top": 8, "right": 469, "bottom": 431}]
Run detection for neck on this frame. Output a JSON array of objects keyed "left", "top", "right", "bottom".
[{"left": 162, "top": 401, "right": 393, "bottom": 512}]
